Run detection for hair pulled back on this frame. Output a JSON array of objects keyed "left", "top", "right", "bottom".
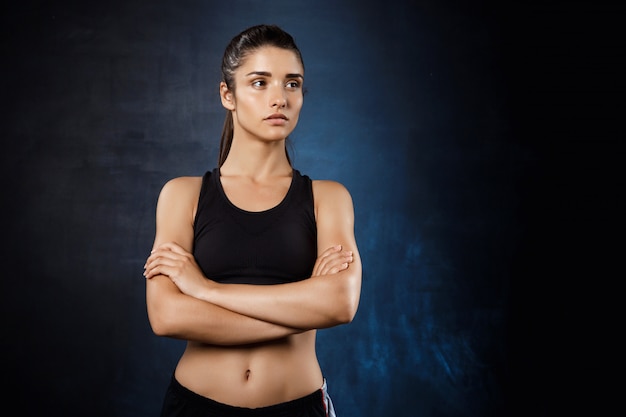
[{"left": 218, "top": 24, "right": 304, "bottom": 167}]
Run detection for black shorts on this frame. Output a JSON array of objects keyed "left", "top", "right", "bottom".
[{"left": 159, "top": 375, "right": 332, "bottom": 417}]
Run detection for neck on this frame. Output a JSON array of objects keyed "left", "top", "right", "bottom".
[{"left": 221, "top": 137, "right": 291, "bottom": 179}]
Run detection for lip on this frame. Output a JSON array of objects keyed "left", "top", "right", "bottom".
[
  {"left": 265, "top": 113, "right": 288, "bottom": 121},
  {"left": 264, "top": 113, "right": 288, "bottom": 126}
]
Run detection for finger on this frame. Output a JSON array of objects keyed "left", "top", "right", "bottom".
[
  {"left": 146, "top": 266, "right": 178, "bottom": 280},
  {"left": 312, "top": 245, "right": 346, "bottom": 276},
  {"left": 316, "top": 250, "right": 352, "bottom": 273},
  {"left": 144, "top": 255, "right": 165, "bottom": 271},
  {"left": 319, "top": 261, "right": 349, "bottom": 276},
  {"left": 317, "top": 255, "right": 350, "bottom": 275},
  {"left": 321, "top": 245, "right": 342, "bottom": 256},
  {"left": 146, "top": 248, "right": 188, "bottom": 267},
  {"left": 145, "top": 249, "right": 169, "bottom": 267},
  {"left": 144, "top": 264, "right": 167, "bottom": 279},
  {"left": 145, "top": 257, "right": 186, "bottom": 278},
  {"left": 155, "top": 242, "right": 188, "bottom": 255},
  {"left": 145, "top": 244, "right": 176, "bottom": 265},
  {"left": 313, "top": 254, "right": 334, "bottom": 276},
  {"left": 319, "top": 248, "right": 351, "bottom": 263},
  {"left": 329, "top": 262, "right": 349, "bottom": 275},
  {"left": 325, "top": 250, "right": 352, "bottom": 263}
]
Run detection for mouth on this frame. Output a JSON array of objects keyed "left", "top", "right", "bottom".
[{"left": 265, "top": 113, "right": 288, "bottom": 121}]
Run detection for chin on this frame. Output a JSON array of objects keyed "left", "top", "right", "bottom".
[{"left": 263, "top": 130, "right": 295, "bottom": 141}]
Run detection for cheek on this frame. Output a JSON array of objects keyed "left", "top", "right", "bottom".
[
  {"left": 236, "top": 96, "right": 259, "bottom": 114},
  {"left": 291, "top": 95, "right": 303, "bottom": 111}
]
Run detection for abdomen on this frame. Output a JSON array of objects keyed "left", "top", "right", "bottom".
[{"left": 173, "top": 330, "right": 323, "bottom": 408}]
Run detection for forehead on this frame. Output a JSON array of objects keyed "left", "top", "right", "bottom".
[{"left": 239, "top": 46, "right": 303, "bottom": 75}]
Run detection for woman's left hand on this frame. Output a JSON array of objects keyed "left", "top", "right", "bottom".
[{"left": 144, "top": 242, "right": 214, "bottom": 300}]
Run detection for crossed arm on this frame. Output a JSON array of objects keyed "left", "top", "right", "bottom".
[{"left": 144, "top": 177, "right": 362, "bottom": 345}]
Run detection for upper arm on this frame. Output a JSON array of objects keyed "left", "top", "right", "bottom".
[
  {"left": 153, "top": 176, "right": 202, "bottom": 252},
  {"left": 313, "top": 180, "right": 362, "bottom": 310},
  {"left": 146, "top": 176, "right": 201, "bottom": 329},
  {"left": 313, "top": 180, "right": 359, "bottom": 256}
]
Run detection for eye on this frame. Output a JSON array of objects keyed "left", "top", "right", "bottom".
[
  {"left": 286, "top": 80, "right": 301, "bottom": 89},
  {"left": 252, "top": 79, "right": 266, "bottom": 88}
]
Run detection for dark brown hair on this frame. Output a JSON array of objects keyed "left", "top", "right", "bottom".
[{"left": 218, "top": 24, "right": 304, "bottom": 167}]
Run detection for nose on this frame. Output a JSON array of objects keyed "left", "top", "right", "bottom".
[
  {"left": 270, "top": 85, "right": 287, "bottom": 108},
  {"left": 271, "top": 96, "right": 286, "bottom": 108}
]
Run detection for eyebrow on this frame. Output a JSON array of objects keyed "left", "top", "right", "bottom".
[{"left": 245, "top": 71, "right": 304, "bottom": 79}]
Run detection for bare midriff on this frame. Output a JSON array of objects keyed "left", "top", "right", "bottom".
[{"left": 173, "top": 330, "right": 323, "bottom": 408}]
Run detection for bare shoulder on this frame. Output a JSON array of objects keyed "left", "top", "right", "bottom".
[
  {"left": 156, "top": 176, "right": 204, "bottom": 220},
  {"left": 159, "top": 176, "right": 203, "bottom": 201},
  {"left": 311, "top": 179, "right": 355, "bottom": 218},
  {"left": 312, "top": 179, "right": 353, "bottom": 201},
  {"left": 154, "top": 176, "right": 203, "bottom": 248},
  {"left": 311, "top": 180, "right": 358, "bottom": 251}
]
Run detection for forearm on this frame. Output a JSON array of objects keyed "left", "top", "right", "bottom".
[
  {"left": 199, "top": 266, "right": 362, "bottom": 329},
  {"left": 146, "top": 276, "right": 303, "bottom": 345}
]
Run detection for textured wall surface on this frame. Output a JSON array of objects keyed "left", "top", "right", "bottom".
[{"left": 4, "top": 0, "right": 614, "bottom": 416}]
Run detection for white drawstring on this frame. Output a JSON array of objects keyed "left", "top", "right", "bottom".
[{"left": 321, "top": 378, "right": 337, "bottom": 417}]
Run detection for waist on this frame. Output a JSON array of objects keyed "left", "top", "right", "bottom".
[
  {"left": 174, "top": 332, "right": 323, "bottom": 407},
  {"left": 166, "top": 375, "right": 326, "bottom": 416}
]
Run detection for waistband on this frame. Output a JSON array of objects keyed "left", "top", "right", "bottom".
[{"left": 168, "top": 375, "right": 325, "bottom": 417}]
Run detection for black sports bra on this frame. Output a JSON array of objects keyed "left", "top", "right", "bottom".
[{"left": 193, "top": 168, "right": 317, "bottom": 285}]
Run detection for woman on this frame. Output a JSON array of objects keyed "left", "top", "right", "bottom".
[{"left": 144, "top": 24, "right": 362, "bottom": 417}]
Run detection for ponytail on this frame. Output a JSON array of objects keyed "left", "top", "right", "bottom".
[{"left": 218, "top": 111, "right": 234, "bottom": 167}]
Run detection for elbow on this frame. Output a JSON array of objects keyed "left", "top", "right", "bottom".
[
  {"left": 147, "top": 301, "right": 176, "bottom": 337},
  {"left": 146, "top": 276, "right": 184, "bottom": 338},
  {"left": 336, "top": 293, "right": 360, "bottom": 324},
  {"left": 334, "top": 309, "right": 356, "bottom": 326},
  {"left": 148, "top": 317, "right": 169, "bottom": 337},
  {"left": 332, "top": 275, "right": 361, "bottom": 325}
]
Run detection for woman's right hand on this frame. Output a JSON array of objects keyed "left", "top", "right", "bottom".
[
  {"left": 311, "top": 245, "right": 354, "bottom": 277},
  {"left": 144, "top": 241, "right": 216, "bottom": 301}
]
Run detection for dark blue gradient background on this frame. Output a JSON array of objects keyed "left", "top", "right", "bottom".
[{"left": 2, "top": 1, "right": 620, "bottom": 416}]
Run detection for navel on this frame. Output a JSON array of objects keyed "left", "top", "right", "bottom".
[{"left": 245, "top": 369, "right": 251, "bottom": 381}]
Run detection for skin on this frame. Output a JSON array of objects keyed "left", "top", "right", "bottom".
[{"left": 144, "top": 46, "right": 362, "bottom": 408}]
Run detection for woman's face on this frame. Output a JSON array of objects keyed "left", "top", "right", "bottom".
[{"left": 226, "top": 46, "right": 304, "bottom": 142}]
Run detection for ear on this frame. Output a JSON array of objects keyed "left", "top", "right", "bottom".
[{"left": 220, "top": 82, "right": 235, "bottom": 111}]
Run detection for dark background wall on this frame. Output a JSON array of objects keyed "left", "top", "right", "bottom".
[{"left": 1, "top": 1, "right": 621, "bottom": 416}]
